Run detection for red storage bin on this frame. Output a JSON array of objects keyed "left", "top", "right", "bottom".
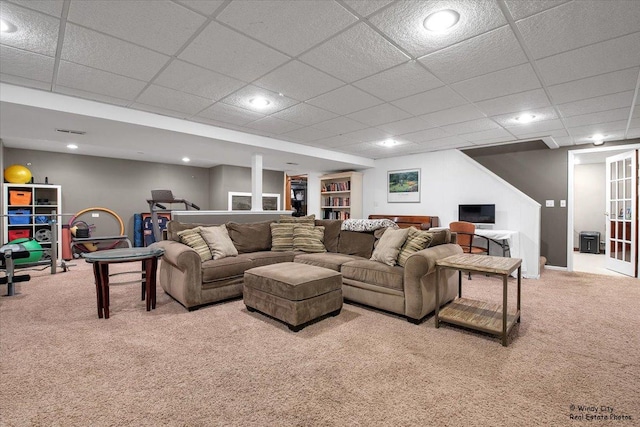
[
  {"left": 8, "top": 229, "right": 31, "bottom": 241},
  {"left": 9, "top": 190, "right": 32, "bottom": 205}
]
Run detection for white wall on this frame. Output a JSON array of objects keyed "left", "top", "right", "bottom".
[
  {"left": 362, "top": 149, "right": 541, "bottom": 278},
  {"left": 574, "top": 163, "right": 606, "bottom": 249}
]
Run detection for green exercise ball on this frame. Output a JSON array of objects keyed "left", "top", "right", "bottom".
[
  {"left": 4, "top": 164, "right": 32, "bottom": 184},
  {"left": 8, "top": 238, "right": 43, "bottom": 264}
]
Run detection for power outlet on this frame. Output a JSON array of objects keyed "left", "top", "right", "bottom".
[
  {"left": 92, "top": 213, "right": 100, "bottom": 217},
  {"left": 545, "top": 200, "right": 555, "bottom": 208}
]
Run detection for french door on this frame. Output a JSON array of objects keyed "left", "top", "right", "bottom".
[{"left": 605, "top": 151, "right": 638, "bottom": 277}]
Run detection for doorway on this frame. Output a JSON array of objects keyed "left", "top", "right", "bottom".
[{"left": 286, "top": 175, "right": 307, "bottom": 217}]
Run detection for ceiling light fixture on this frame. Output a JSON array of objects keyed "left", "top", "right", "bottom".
[
  {"left": 515, "top": 114, "right": 536, "bottom": 124},
  {"left": 380, "top": 139, "right": 398, "bottom": 147},
  {"left": 66, "top": 144, "right": 78, "bottom": 150},
  {"left": 249, "top": 97, "right": 270, "bottom": 108},
  {"left": 592, "top": 134, "right": 605, "bottom": 145},
  {"left": 182, "top": 157, "right": 190, "bottom": 163},
  {"left": 0, "top": 18, "right": 16, "bottom": 33},
  {"left": 424, "top": 9, "right": 460, "bottom": 33}
]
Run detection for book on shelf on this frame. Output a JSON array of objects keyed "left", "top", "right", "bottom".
[
  {"left": 322, "top": 180, "right": 351, "bottom": 192},
  {"left": 323, "top": 210, "right": 351, "bottom": 220},
  {"left": 322, "top": 196, "right": 350, "bottom": 207}
]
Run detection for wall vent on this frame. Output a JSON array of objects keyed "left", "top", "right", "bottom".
[{"left": 55, "top": 128, "right": 86, "bottom": 135}]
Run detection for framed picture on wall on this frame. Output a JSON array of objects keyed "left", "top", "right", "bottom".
[
  {"left": 387, "top": 168, "right": 420, "bottom": 203},
  {"left": 228, "top": 192, "right": 281, "bottom": 210}
]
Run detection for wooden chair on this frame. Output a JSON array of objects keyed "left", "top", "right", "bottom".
[{"left": 449, "top": 221, "right": 490, "bottom": 279}]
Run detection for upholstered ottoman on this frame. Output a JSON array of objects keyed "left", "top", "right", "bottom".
[{"left": 243, "top": 262, "right": 342, "bottom": 331}]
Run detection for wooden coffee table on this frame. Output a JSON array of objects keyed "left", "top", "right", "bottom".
[{"left": 435, "top": 254, "right": 521, "bottom": 346}]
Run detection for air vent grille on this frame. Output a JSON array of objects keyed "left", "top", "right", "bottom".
[{"left": 56, "top": 128, "right": 86, "bottom": 135}]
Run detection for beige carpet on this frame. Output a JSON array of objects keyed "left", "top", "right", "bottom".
[{"left": 1, "top": 262, "right": 639, "bottom": 426}]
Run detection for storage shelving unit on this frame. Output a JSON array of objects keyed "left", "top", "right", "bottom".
[
  {"left": 320, "top": 171, "right": 362, "bottom": 220},
  {"left": 3, "top": 183, "right": 62, "bottom": 260}
]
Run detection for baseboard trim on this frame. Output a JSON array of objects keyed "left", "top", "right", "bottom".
[{"left": 544, "top": 265, "right": 568, "bottom": 271}]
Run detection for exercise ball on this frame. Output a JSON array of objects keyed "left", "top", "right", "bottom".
[
  {"left": 4, "top": 164, "right": 32, "bottom": 184},
  {"left": 8, "top": 238, "right": 43, "bottom": 264}
]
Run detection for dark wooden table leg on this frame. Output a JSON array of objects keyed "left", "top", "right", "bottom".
[
  {"left": 99, "top": 262, "right": 110, "bottom": 319},
  {"left": 144, "top": 258, "right": 153, "bottom": 311},
  {"left": 150, "top": 257, "right": 158, "bottom": 310},
  {"left": 92, "top": 262, "right": 103, "bottom": 319},
  {"left": 141, "top": 260, "right": 146, "bottom": 301}
]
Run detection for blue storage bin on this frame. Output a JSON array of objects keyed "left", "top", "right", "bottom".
[{"left": 8, "top": 209, "right": 31, "bottom": 225}]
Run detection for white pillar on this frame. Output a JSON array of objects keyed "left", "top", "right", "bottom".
[{"left": 251, "top": 153, "right": 263, "bottom": 211}]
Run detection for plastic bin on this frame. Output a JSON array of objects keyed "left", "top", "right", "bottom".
[
  {"left": 8, "top": 209, "right": 31, "bottom": 225},
  {"left": 9, "top": 190, "right": 32, "bottom": 205},
  {"left": 579, "top": 231, "right": 600, "bottom": 254},
  {"left": 8, "top": 229, "right": 31, "bottom": 241}
]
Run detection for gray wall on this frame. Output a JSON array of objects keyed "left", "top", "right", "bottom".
[
  {"left": 209, "top": 164, "right": 284, "bottom": 210},
  {"left": 2, "top": 148, "right": 284, "bottom": 241},
  {"left": 574, "top": 163, "right": 606, "bottom": 249},
  {"left": 464, "top": 139, "right": 639, "bottom": 267}
]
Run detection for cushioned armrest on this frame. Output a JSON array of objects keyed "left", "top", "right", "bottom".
[
  {"left": 153, "top": 240, "right": 200, "bottom": 270},
  {"left": 152, "top": 240, "right": 204, "bottom": 308}
]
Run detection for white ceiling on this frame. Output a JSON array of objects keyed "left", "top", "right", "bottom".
[{"left": 1, "top": 0, "right": 639, "bottom": 172}]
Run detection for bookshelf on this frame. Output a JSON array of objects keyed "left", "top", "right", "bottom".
[{"left": 320, "top": 171, "right": 362, "bottom": 220}]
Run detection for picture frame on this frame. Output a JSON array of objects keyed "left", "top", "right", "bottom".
[
  {"left": 228, "top": 192, "right": 280, "bottom": 211},
  {"left": 387, "top": 168, "right": 420, "bottom": 203}
]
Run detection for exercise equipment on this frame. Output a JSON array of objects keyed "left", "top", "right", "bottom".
[
  {"left": 146, "top": 190, "right": 200, "bottom": 243},
  {"left": 68, "top": 207, "right": 131, "bottom": 256},
  {"left": 4, "top": 164, "right": 33, "bottom": 184},
  {"left": 9, "top": 238, "right": 43, "bottom": 264},
  {"left": 0, "top": 242, "right": 31, "bottom": 296}
]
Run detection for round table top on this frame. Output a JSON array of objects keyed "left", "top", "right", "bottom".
[{"left": 81, "top": 247, "right": 165, "bottom": 262}]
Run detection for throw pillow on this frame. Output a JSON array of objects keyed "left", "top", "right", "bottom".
[
  {"left": 176, "top": 227, "right": 212, "bottom": 262},
  {"left": 226, "top": 221, "right": 272, "bottom": 253},
  {"left": 293, "top": 225, "right": 326, "bottom": 253},
  {"left": 370, "top": 227, "right": 410, "bottom": 266},
  {"left": 270, "top": 223, "right": 296, "bottom": 251},
  {"left": 397, "top": 227, "right": 433, "bottom": 267},
  {"left": 198, "top": 225, "right": 238, "bottom": 260}
]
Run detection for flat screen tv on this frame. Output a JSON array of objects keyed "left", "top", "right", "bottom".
[{"left": 458, "top": 204, "right": 495, "bottom": 224}]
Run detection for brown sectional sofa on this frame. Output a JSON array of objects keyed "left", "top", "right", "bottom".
[{"left": 153, "top": 218, "right": 462, "bottom": 323}]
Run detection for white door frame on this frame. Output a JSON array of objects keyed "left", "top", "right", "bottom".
[{"left": 567, "top": 143, "right": 640, "bottom": 273}]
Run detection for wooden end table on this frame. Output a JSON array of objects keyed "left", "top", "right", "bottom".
[
  {"left": 82, "top": 247, "right": 164, "bottom": 319},
  {"left": 435, "top": 254, "right": 521, "bottom": 346}
]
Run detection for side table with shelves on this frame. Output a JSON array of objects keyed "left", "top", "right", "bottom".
[{"left": 320, "top": 171, "right": 362, "bottom": 220}]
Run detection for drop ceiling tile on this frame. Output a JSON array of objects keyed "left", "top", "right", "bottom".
[
  {"left": 536, "top": 32, "right": 640, "bottom": 86},
  {"left": 244, "top": 116, "right": 303, "bottom": 135},
  {"left": 376, "top": 116, "right": 436, "bottom": 135},
  {"left": 563, "top": 108, "right": 631, "bottom": 129},
  {"left": 67, "top": 0, "right": 205, "bottom": 55},
  {"left": 504, "top": 0, "right": 569, "bottom": 20},
  {"left": 217, "top": 0, "right": 357, "bottom": 56},
  {"left": 154, "top": 60, "right": 245, "bottom": 101},
  {"left": 567, "top": 120, "right": 629, "bottom": 138},
  {"left": 353, "top": 61, "right": 442, "bottom": 102},
  {"left": 300, "top": 22, "right": 408, "bottom": 83},
  {"left": 420, "top": 104, "right": 486, "bottom": 127},
  {"left": 420, "top": 26, "right": 527, "bottom": 84},
  {"left": 492, "top": 107, "right": 558, "bottom": 127},
  {"left": 422, "top": 135, "right": 470, "bottom": 149},
  {"left": 281, "top": 126, "right": 335, "bottom": 143},
  {"left": 197, "top": 102, "right": 265, "bottom": 126},
  {"left": 0, "top": 2, "right": 59, "bottom": 56},
  {"left": 0, "top": 44, "right": 53, "bottom": 82},
  {"left": 342, "top": 0, "right": 393, "bottom": 17},
  {"left": 254, "top": 61, "right": 344, "bottom": 101},
  {"left": 469, "top": 135, "right": 515, "bottom": 146},
  {"left": 220, "top": 85, "right": 298, "bottom": 115},
  {"left": 333, "top": 141, "right": 376, "bottom": 154},
  {"left": 347, "top": 103, "right": 412, "bottom": 127},
  {"left": 391, "top": 86, "right": 467, "bottom": 116},
  {"left": 271, "top": 103, "right": 338, "bottom": 126},
  {"left": 129, "top": 102, "right": 190, "bottom": 119},
  {"left": 55, "top": 86, "right": 131, "bottom": 107},
  {"left": 460, "top": 128, "right": 513, "bottom": 142},
  {"left": 402, "top": 127, "right": 451, "bottom": 143},
  {"left": 306, "top": 85, "right": 383, "bottom": 115},
  {"left": 450, "top": 63, "right": 541, "bottom": 102},
  {"left": 136, "top": 84, "right": 213, "bottom": 115},
  {"left": 341, "top": 127, "right": 392, "bottom": 143},
  {"left": 517, "top": 1, "right": 640, "bottom": 60},
  {"left": 0, "top": 72, "right": 51, "bottom": 90},
  {"left": 57, "top": 61, "right": 147, "bottom": 101},
  {"left": 7, "top": 0, "right": 64, "bottom": 17},
  {"left": 475, "top": 89, "right": 551, "bottom": 117},
  {"left": 440, "top": 118, "right": 501, "bottom": 135},
  {"left": 369, "top": 0, "right": 506, "bottom": 57},
  {"left": 311, "top": 117, "right": 367, "bottom": 134},
  {"left": 627, "top": 127, "right": 640, "bottom": 139},
  {"left": 557, "top": 91, "right": 635, "bottom": 117},
  {"left": 174, "top": 0, "right": 225, "bottom": 16},
  {"left": 515, "top": 128, "right": 568, "bottom": 140},
  {"left": 179, "top": 21, "right": 290, "bottom": 82},
  {"left": 61, "top": 24, "right": 170, "bottom": 80},
  {"left": 553, "top": 136, "right": 574, "bottom": 146},
  {"left": 506, "top": 119, "right": 565, "bottom": 137},
  {"left": 311, "top": 135, "right": 360, "bottom": 148}
]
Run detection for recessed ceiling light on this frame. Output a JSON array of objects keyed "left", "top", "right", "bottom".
[
  {"left": 380, "top": 139, "right": 398, "bottom": 147},
  {"left": 249, "top": 97, "right": 270, "bottom": 108},
  {"left": 515, "top": 114, "right": 536, "bottom": 124},
  {"left": 424, "top": 10, "right": 460, "bottom": 33},
  {"left": 0, "top": 19, "right": 16, "bottom": 33},
  {"left": 591, "top": 134, "right": 605, "bottom": 145},
  {"left": 66, "top": 144, "right": 78, "bottom": 150},
  {"left": 182, "top": 157, "right": 190, "bottom": 163}
]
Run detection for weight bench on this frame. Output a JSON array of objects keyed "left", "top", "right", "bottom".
[{"left": 0, "top": 243, "right": 31, "bottom": 296}]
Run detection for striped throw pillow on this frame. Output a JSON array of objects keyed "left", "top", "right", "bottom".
[
  {"left": 177, "top": 227, "right": 212, "bottom": 262},
  {"left": 293, "top": 225, "right": 326, "bottom": 253},
  {"left": 397, "top": 227, "right": 433, "bottom": 267},
  {"left": 270, "top": 223, "right": 295, "bottom": 251}
]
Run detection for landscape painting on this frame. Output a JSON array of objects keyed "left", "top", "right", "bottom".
[{"left": 388, "top": 169, "right": 420, "bottom": 203}]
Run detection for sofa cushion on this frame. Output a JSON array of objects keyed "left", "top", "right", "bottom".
[
  {"left": 397, "top": 227, "right": 433, "bottom": 267},
  {"left": 426, "top": 228, "right": 451, "bottom": 247},
  {"left": 294, "top": 252, "right": 365, "bottom": 271},
  {"left": 337, "top": 230, "right": 376, "bottom": 258},
  {"left": 176, "top": 227, "right": 212, "bottom": 262},
  {"left": 270, "top": 223, "right": 295, "bottom": 251},
  {"left": 167, "top": 220, "right": 212, "bottom": 241},
  {"left": 314, "top": 219, "right": 342, "bottom": 253},
  {"left": 239, "top": 251, "right": 296, "bottom": 267},
  {"left": 199, "top": 224, "right": 238, "bottom": 260},
  {"left": 226, "top": 221, "right": 273, "bottom": 253},
  {"left": 370, "top": 227, "right": 409, "bottom": 266},
  {"left": 279, "top": 214, "right": 315, "bottom": 225},
  {"left": 201, "top": 256, "right": 254, "bottom": 283},
  {"left": 293, "top": 225, "right": 326, "bottom": 253},
  {"left": 341, "top": 259, "right": 404, "bottom": 291}
]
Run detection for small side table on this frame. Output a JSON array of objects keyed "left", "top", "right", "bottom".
[
  {"left": 82, "top": 247, "right": 164, "bottom": 319},
  {"left": 435, "top": 254, "right": 521, "bottom": 346}
]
